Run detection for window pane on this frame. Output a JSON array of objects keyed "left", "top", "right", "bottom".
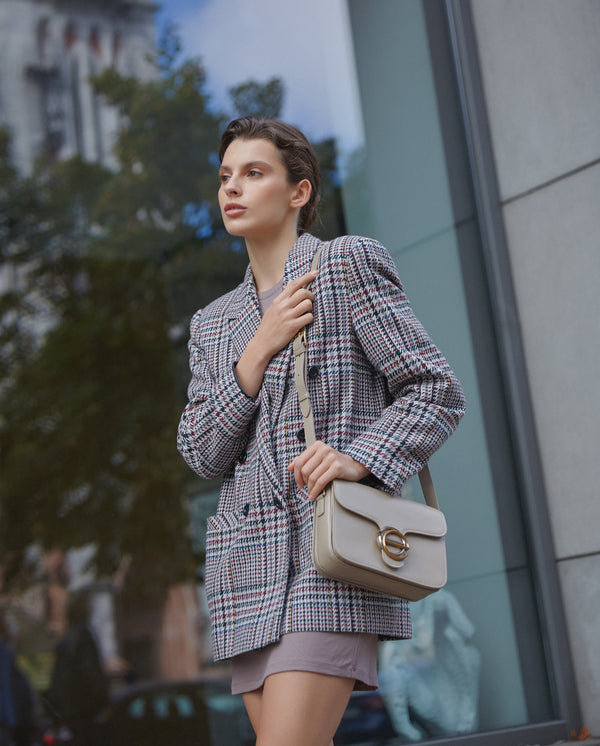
[{"left": 344, "top": 0, "right": 553, "bottom": 733}]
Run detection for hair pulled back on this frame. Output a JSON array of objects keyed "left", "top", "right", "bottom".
[{"left": 219, "top": 117, "right": 321, "bottom": 234}]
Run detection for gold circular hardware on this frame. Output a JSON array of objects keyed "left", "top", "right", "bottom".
[
  {"left": 296, "top": 328, "right": 308, "bottom": 347},
  {"left": 377, "top": 527, "right": 410, "bottom": 561}
]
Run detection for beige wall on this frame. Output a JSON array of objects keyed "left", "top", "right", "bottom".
[{"left": 471, "top": 0, "right": 600, "bottom": 734}]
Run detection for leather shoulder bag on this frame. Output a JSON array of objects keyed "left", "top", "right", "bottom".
[{"left": 292, "top": 247, "right": 447, "bottom": 601}]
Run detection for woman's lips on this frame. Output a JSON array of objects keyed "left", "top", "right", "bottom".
[{"left": 224, "top": 203, "right": 246, "bottom": 217}]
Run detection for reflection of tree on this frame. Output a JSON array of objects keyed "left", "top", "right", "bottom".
[
  {"left": 0, "top": 28, "right": 346, "bottom": 604},
  {"left": 314, "top": 139, "right": 347, "bottom": 239},
  {"left": 229, "top": 77, "right": 284, "bottom": 119},
  {"left": 0, "top": 31, "right": 233, "bottom": 596}
]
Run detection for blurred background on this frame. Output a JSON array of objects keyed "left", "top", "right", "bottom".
[{"left": 0, "top": 1, "right": 598, "bottom": 745}]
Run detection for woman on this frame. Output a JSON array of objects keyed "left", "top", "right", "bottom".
[{"left": 177, "top": 117, "right": 466, "bottom": 746}]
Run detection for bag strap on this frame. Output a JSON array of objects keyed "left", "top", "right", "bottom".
[{"left": 292, "top": 247, "right": 440, "bottom": 510}]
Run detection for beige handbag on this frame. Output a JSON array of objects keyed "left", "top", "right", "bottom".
[{"left": 292, "top": 249, "right": 447, "bottom": 601}]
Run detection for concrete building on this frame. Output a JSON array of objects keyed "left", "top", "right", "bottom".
[{"left": 0, "top": 0, "right": 156, "bottom": 173}]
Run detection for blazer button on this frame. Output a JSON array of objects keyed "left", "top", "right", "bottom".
[
  {"left": 297, "top": 428, "right": 305, "bottom": 442},
  {"left": 238, "top": 450, "right": 247, "bottom": 464},
  {"left": 273, "top": 497, "right": 284, "bottom": 510},
  {"left": 307, "top": 365, "right": 320, "bottom": 379}
]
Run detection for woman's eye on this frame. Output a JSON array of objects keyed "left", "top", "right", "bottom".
[
  {"left": 248, "top": 169, "right": 261, "bottom": 178},
  {"left": 219, "top": 173, "right": 230, "bottom": 184}
]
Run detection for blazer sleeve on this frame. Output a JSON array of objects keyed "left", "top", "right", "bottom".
[
  {"left": 340, "top": 237, "right": 466, "bottom": 493},
  {"left": 177, "top": 308, "right": 259, "bottom": 479}
]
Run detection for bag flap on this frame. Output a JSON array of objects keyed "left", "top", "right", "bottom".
[{"left": 331, "top": 480, "right": 447, "bottom": 538}]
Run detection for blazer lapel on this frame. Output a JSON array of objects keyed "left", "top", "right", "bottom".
[
  {"left": 228, "top": 234, "right": 322, "bottom": 380},
  {"left": 264, "top": 233, "right": 323, "bottom": 419},
  {"left": 228, "top": 265, "right": 261, "bottom": 360},
  {"left": 226, "top": 235, "right": 323, "bottom": 480}
]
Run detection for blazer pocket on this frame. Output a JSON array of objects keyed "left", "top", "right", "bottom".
[
  {"left": 204, "top": 503, "right": 292, "bottom": 637},
  {"left": 204, "top": 510, "right": 247, "bottom": 612}
]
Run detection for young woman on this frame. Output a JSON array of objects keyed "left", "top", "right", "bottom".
[{"left": 177, "top": 117, "right": 466, "bottom": 746}]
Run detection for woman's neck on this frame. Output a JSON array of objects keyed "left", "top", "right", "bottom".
[{"left": 246, "top": 228, "right": 299, "bottom": 292}]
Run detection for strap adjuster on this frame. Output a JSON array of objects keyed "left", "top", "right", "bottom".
[{"left": 296, "top": 328, "right": 307, "bottom": 347}]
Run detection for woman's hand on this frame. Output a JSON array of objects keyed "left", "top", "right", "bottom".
[
  {"left": 256, "top": 271, "right": 317, "bottom": 358},
  {"left": 288, "top": 441, "right": 370, "bottom": 500},
  {"left": 235, "top": 271, "right": 317, "bottom": 398}
]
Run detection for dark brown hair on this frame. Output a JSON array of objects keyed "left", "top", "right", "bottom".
[{"left": 219, "top": 117, "right": 321, "bottom": 233}]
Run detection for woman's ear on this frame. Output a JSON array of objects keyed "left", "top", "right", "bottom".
[{"left": 290, "top": 179, "right": 312, "bottom": 209}]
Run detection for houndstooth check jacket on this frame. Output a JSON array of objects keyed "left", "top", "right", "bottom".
[{"left": 177, "top": 233, "right": 466, "bottom": 662}]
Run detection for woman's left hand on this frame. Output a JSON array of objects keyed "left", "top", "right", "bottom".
[{"left": 288, "top": 441, "right": 370, "bottom": 500}]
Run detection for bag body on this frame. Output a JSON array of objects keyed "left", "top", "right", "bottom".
[{"left": 312, "top": 480, "right": 447, "bottom": 601}]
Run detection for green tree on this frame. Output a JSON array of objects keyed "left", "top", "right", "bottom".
[
  {"left": 313, "top": 138, "right": 347, "bottom": 239},
  {"left": 0, "top": 31, "right": 247, "bottom": 595},
  {"left": 229, "top": 77, "right": 284, "bottom": 120}
]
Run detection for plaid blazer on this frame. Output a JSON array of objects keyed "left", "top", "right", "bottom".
[{"left": 177, "top": 233, "right": 466, "bottom": 661}]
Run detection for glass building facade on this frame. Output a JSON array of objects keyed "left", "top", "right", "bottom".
[{"left": 0, "top": 0, "right": 579, "bottom": 743}]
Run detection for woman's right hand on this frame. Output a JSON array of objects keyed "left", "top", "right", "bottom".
[
  {"left": 234, "top": 270, "right": 317, "bottom": 397},
  {"left": 256, "top": 270, "right": 317, "bottom": 357}
]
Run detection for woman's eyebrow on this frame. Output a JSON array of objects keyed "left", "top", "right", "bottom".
[{"left": 219, "top": 160, "right": 272, "bottom": 174}]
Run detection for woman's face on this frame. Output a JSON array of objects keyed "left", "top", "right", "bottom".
[{"left": 218, "top": 137, "right": 305, "bottom": 241}]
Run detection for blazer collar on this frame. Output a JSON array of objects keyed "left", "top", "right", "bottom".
[{"left": 282, "top": 232, "right": 323, "bottom": 285}]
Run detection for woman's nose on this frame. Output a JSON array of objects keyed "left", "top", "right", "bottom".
[{"left": 225, "top": 177, "right": 241, "bottom": 195}]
